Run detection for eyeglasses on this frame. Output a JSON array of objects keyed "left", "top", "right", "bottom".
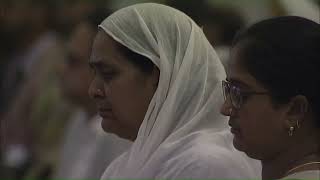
[{"left": 222, "top": 80, "right": 269, "bottom": 109}]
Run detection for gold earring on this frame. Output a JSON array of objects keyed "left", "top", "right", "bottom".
[{"left": 288, "top": 126, "right": 294, "bottom": 136}]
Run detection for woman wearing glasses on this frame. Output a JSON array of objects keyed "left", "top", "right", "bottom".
[{"left": 220, "top": 16, "right": 320, "bottom": 179}]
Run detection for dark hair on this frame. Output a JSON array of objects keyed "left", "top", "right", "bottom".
[
  {"left": 86, "top": 7, "right": 112, "bottom": 30},
  {"left": 168, "top": 0, "right": 244, "bottom": 46},
  {"left": 117, "top": 44, "right": 156, "bottom": 74},
  {"left": 232, "top": 16, "right": 320, "bottom": 127},
  {"left": 88, "top": 9, "right": 155, "bottom": 75}
]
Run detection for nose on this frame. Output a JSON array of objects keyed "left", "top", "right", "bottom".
[
  {"left": 88, "top": 76, "right": 105, "bottom": 99},
  {"left": 220, "top": 96, "right": 233, "bottom": 117}
]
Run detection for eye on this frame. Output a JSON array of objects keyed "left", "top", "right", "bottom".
[
  {"left": 89, "top": 64, "right": 118, "bottom": 83},
  {"left": 100, "top": 71, "right": 117, "bottom": 82},
  {"left": 67, "top": 54, "right": 81, "bottom": 67}
]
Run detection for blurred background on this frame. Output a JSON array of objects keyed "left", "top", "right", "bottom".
[{"left": 0, "top": 0, "right": 319, "bottom": 179}]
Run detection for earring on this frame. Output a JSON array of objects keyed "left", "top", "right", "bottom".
[{"left": 288, "top": 126, "right": 294, "bottom": 136}]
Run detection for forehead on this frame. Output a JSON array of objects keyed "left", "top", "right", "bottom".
[
  {"left": 227, "top": 44, "right": 266, "bottom": 91},
  {"left": 89, "top": 30, "right": 126, "bottom": 68},
  {"left": 91, "top": 30, "right": 115, "bottom": 57}
]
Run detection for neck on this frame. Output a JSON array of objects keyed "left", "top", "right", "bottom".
[
  {"left": 83, "top": 103, "right": 97, "bottom": 120},
  {"left": 261, "top": 141, "right": 319, "bottom": 179}
]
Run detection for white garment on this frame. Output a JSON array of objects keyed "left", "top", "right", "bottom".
[
  {"left": 54, "top": 110, "right": 131, "bottom": 179},
  {"left": 282, "top": 170, "right": 320, "bottom": 179},
  {"left": 99, "top": 3, "right": 261, "bottom": 179}
]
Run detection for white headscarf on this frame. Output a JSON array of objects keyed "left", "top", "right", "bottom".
[{"left": 99, "top": 3, "right": 261, "bottom": 179}]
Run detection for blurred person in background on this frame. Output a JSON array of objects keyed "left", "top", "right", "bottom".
[
  {"left": 1, "top": 0, "right": 73, "bottom": 179},
  {"left": 1, "top": 1, "right": 116, "bottom": 179},
  {"left": 53, "top": 9, "right": 131, "bottom": 180},
  {"left": 55, "top": 0, "right": 111, "bottom": 39},
  {"left": 168, "top": 0, "right": 244, "bottom": 69},
  {"left": 0, "top": 1, "right": 123, "bottom": 179},
  {"left": 1, "top": 0, "right": 60, "bottom": 104},
  {"left": 0, "top": 1, "right": 11, "bottom": 117},
  {"left": 168, "top": 0, "right": 244, "bottom": 47}
]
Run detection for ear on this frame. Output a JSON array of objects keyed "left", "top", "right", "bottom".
[{"left": 284, "top": 95, "right": 309, "bottom": 129}]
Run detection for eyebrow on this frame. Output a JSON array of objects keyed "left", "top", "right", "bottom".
[
  {"left": 88, "top": 61, "right": 104, "bottom": 68},
  {"left": 88, "top": 59, "right": 115, "bottom": 72}
]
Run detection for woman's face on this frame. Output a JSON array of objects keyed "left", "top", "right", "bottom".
[
  {"left": 220, "top": 42, "right": 291, "bottom": 160},
  {"left": 89, "top": 31, "right": 159, "bottom": 141}
]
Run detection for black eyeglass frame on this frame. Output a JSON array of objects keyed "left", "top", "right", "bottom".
[{"left": 222, "top": 80, "right": 270, "bottom": 109}]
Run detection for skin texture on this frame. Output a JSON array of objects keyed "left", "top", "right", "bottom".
[
  {"left": 220, "top": 41, "right": 319, "bottom": 179},
  {"left": 220, "top": 42, "right": 290, "bottom": 160},
  {"left": 88, "top": 30, "right": 159, "bottom": 141}
]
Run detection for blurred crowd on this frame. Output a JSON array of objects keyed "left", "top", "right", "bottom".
[{"left": 0, "top": 0, "right": 319, "bottom": 179}]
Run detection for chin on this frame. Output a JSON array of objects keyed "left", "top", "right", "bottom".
[
  {"left": 232, "top": 136, "right": 251, "bottom": 155},
  {"left": 233, "top": 139, "right": 262, "bottom": 160},
  {"left": 101, "top": 118, "right": 113, "bottom": 133},
  {"left": 244, "top": 150, "right": 263, "bottom": 160},
  {"left": 100, "top": 119, "right": 135, "bottom": 141},
  {"left": 233, "top": 138, "right": 244, "bottom": 151}
]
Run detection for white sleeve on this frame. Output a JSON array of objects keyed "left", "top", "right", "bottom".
[{"left": 155, "top": 147, "right": 261, "bottom": 179}]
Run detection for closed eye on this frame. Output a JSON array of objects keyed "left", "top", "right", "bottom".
[
  {"left": 88, "top": 61, "right": 118, "bottom": 82},
  {"left": 101, "top": 72, "right": 115, "bottom": 81},
  {"left": 95, "top": 69, "right": 117, "bottom": 82}
]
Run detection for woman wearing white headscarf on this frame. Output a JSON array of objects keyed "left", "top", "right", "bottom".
[{"left": 88, "top": 3, "right": 260, "bottom": 179}]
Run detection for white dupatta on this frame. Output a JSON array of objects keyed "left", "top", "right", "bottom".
[{"left": 99, "top": 3, "right": 261, "bottom": 179}]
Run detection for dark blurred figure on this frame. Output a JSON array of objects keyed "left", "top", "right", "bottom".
[
  {"left": 1, "top": 0, "right": 59, "bottom": 108},
  {"left": 1, "top": 0, "right": 71, "bottom": 179},
  {"left": 168, "top": 0, "right": 244, "bottom": 69},
  {"left": 55, "top": 0, "right": 110, "bottom": 38},
  {"left": 1, "top": 1, "right": 117, "bottom": 179},
  {"left": 53, "top": 9, "right": 130, "bottom": 179},
  {"left": 168, "top": 0, "right": 245, "bottom": 47},
  {"left": 0, "top": 1, "right": 8, "bottom": 117}
]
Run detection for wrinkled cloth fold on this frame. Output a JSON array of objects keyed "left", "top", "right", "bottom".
[{"left": 99, "top": 3, "right": 261, "bottom": 179}]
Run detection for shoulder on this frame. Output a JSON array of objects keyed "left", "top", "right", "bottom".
[
  {"left": 283, "top": 170, "right": 320, "bottom": 179},
  {"left": 156, "top": 131, "right": 261, "bottom": 179},
  {"left": 100, "top": 151, "right": 129, "bottom": 179}
]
